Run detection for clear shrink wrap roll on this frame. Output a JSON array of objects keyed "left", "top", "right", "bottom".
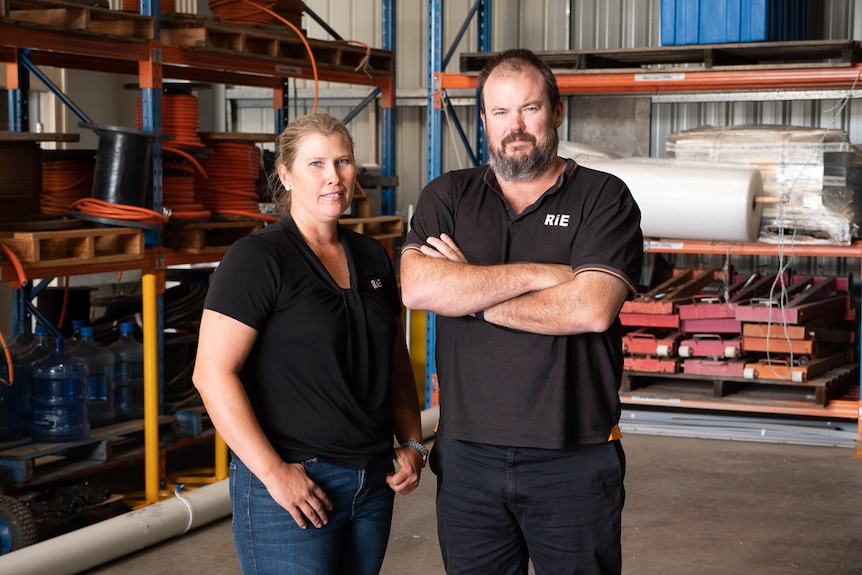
[{"left": 580, "top": 158, "right": 764, "bottom": 242}]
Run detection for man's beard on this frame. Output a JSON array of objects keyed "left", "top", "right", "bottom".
[{"left": 488, "top": 128, "right": 559, "bottom": 182}]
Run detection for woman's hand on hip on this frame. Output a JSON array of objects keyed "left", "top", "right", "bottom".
[{"left": 266, "top": 462, "right": 333, "bottom": 529}]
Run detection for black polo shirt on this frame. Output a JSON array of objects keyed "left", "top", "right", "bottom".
[
  {"left": 405, "top": 159, "right": 643, "bottom": 447},
  {"left": 204, "top": 216, "right": 401, "bottom": 468}
]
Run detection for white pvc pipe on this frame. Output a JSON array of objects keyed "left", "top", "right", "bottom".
[
  {"left": 0, "top": 407, "right": 439, "bottom": 574},
  {"left": 0, "top": 480, "right": 231, "bottom": 575}
]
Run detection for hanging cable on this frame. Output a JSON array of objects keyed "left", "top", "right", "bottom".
[
  {"left": 233, "top": 0, "right": 320, "bottom": 113},
  {"left": 760, "top": 64, "right": 862, "bottom": 379},
  {"left": 56, "top": 276, "right": 70, "bottom": 333},
  {"left": 336, "top": 39, "right": 373, "bottom": 77},
  {"left": 0, "top": 329, "right": 12, "bottom": 387},
  {"left": 0, "top": 242, "right": 27, "bottom": 288}
]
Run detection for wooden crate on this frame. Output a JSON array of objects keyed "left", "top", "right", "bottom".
[{"left": 0, "top": 226, "right": 144, "bottom": 267}]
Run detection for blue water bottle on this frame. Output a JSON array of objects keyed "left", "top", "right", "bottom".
[
  {"left": 15, "top": 324, "right": 54, "bottom": 436},
  {"left": 73, "top": 326, "right": 116, "bottom": 428},
  {"left": 66, "top": 319, "right": 87, "bottom": 352},
  {"left": 109, "top": 322, "right": 146, "bottom": 421},
  {"left": 29, "top": 336, "right": 90, "bottom": 442}
]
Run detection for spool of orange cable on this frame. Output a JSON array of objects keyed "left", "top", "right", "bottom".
[
  {"left": 196, "top": 140, "right": 274, "bottom": 222},
  {"left": 163, "top": 149, "right": 212, "bottom": 222},
  {"left": 41, "top": 150, "right": 96, "bottom": 216},
  {"left": 209, "top": 0, "right": 274, "bottom": 24},
  {"left": 136, "top": 89, "right": 204, "bottom": 149}
]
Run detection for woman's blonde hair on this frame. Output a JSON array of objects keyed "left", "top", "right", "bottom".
[{"left": 268, "top": 113, "right": 355, "bottom": 214}]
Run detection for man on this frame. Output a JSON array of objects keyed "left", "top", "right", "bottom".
[{"left": 400, "top": 48, "right": 643, "bottom": 575}]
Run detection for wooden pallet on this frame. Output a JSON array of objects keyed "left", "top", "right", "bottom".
[
  {"left": 339, "top": 215, "right": 404, "bottom": 240},
  {"left": 0, "top": 0, "right": 155, "bottom": 40},
  {"left": 160, "top": 13, "right": 394, "bottom": 74},
  {"left": 0, "top": 226, "right": 144, "bottom": 266},
  {"left": 459, "top": 40, "right": 862, "bottom": 74},
  {"left": 164, "top": 219, "right": 264, "bottom": 253},
  {"left": 622, "top": 362, "right": 859, "bottom": 407},
  {"left": 0, "top": 416, "right": 179, "bottom": 487}
]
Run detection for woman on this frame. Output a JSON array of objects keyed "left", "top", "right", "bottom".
[{"left": 193, "top": 113, "right": 424, "bottom": 575}]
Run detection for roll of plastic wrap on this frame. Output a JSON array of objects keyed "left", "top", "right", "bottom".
[{"left": 579, "top": 158, "right": 764, "bottom": 242}]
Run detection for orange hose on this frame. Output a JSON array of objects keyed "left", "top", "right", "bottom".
[
  {"left": 234, "top": 0, "right": 319, "bottom": 113},
  {"left": 0, "top": 242, "right": 27, "bottom": 288},
  {"left": 71, "top": 198, "right": 170, "bottom": 225},
  {"left": 42, "top": 158, "right": 95, "bottom": 215},
  {"left": 195, "top": 141, "right": 264, "bottom": 219},
  {"left": 57, "top": 277, "right": 70, "bottom": 332},
  {"left": 137, "top": 95, "right": 204, "bottom": 148},
  {"left": 0, "top": 329, "right": 12, "bottom": 386}
]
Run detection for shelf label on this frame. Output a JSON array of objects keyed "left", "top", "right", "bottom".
[
  {"left": 635, "top": 72, "right": 685, "bottom": 82},
  {"left": 630, "top": 396, "right": 682, "bottom": 403},
  {"left": 275, "top": 64, "right": 303, "bottom": 76},
  {"left": 645, "top": 240, "right": 685, "bottom": 250}
]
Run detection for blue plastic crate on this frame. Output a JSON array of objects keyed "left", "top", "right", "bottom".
[{"left": 661, "top": 0, "right": 810, "bottom": 45}]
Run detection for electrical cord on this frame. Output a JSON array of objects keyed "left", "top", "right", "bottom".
[
  {"left": 163, "top": 147, "right": 212, "bottom": 221},
  {"left": 138, "top": 94, "right": 205, "bottom": 149},
  {"left": 70, "top": 198, "right": 169, "bottom": 225},
  {"left": 0, "top": 330, "right": 13, "bottom": 387},
  {"left": 234, "top": 0, "right": 320, "bottom": 113},
  {"left": 195, "top": 141, "right": 277, "bottom": 222},
  {"left": 41, "top": 157, "right": 95, "bottom": 215},
  {"left": 0, "top": 242, "right": 28, "bottom": 288}
]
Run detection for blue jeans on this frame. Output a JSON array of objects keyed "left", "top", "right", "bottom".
[
  {"left": 431, "top": 435, "right": 626, "bottom": 575},
  {"left": 230, "top": 455, "right": 395, "bottom": 575}
]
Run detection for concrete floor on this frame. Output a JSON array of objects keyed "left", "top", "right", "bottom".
[{"left": 67, "top": 431, "right": 862, "bottom": 575}]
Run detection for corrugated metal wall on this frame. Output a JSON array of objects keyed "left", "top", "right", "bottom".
[{"left": 231, "top": 0, "right": 862, "bottom": 225}]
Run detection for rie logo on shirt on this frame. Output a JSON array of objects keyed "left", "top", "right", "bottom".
[
  {"left": 371, "top": 278, "right": 384, "bottom": 289},
  {"left": 544, "top": 214, "right": 570, "bottom": 227}
]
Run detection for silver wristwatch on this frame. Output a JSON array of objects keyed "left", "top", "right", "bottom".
[{"left": 400, "top": 439, "right": 428, "bottom": 467}]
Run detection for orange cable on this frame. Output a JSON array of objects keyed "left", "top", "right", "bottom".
[
  {"left": 0, "top": 329, "right": 13, "bottom": 386},
  {"left": 194, "top": 140, "right": 278, "bottom": 222},
  {"left": 137, "top": 95, "right": 204, "bottom": 148},
  {"left": 42, "top": 157, "right": 94, "bottom": 214},
  {"left": 0, "top": 242, "right": 27, "bottom": 288},
  {"left": 234, "top": 0, "right": 319, "bottom": 113},
  {"left": 336, "top": 39, "right": 373, "bottom": 76},
  {"left": 57, "top": 277, "right": 70, "bottom": 332},
  {"left": 209, "top": 0, "right": 274, "bottom": 24},
  {"left": 70, "top": 198, "right": 170, "bottom": 225}
]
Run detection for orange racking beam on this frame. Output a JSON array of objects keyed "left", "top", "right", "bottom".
[
  {"left": 439, "top": 65, "right": 862, "bottom": 95},
  {"left": 0, "top": 23, "right": 151, "bottom": 63}
]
